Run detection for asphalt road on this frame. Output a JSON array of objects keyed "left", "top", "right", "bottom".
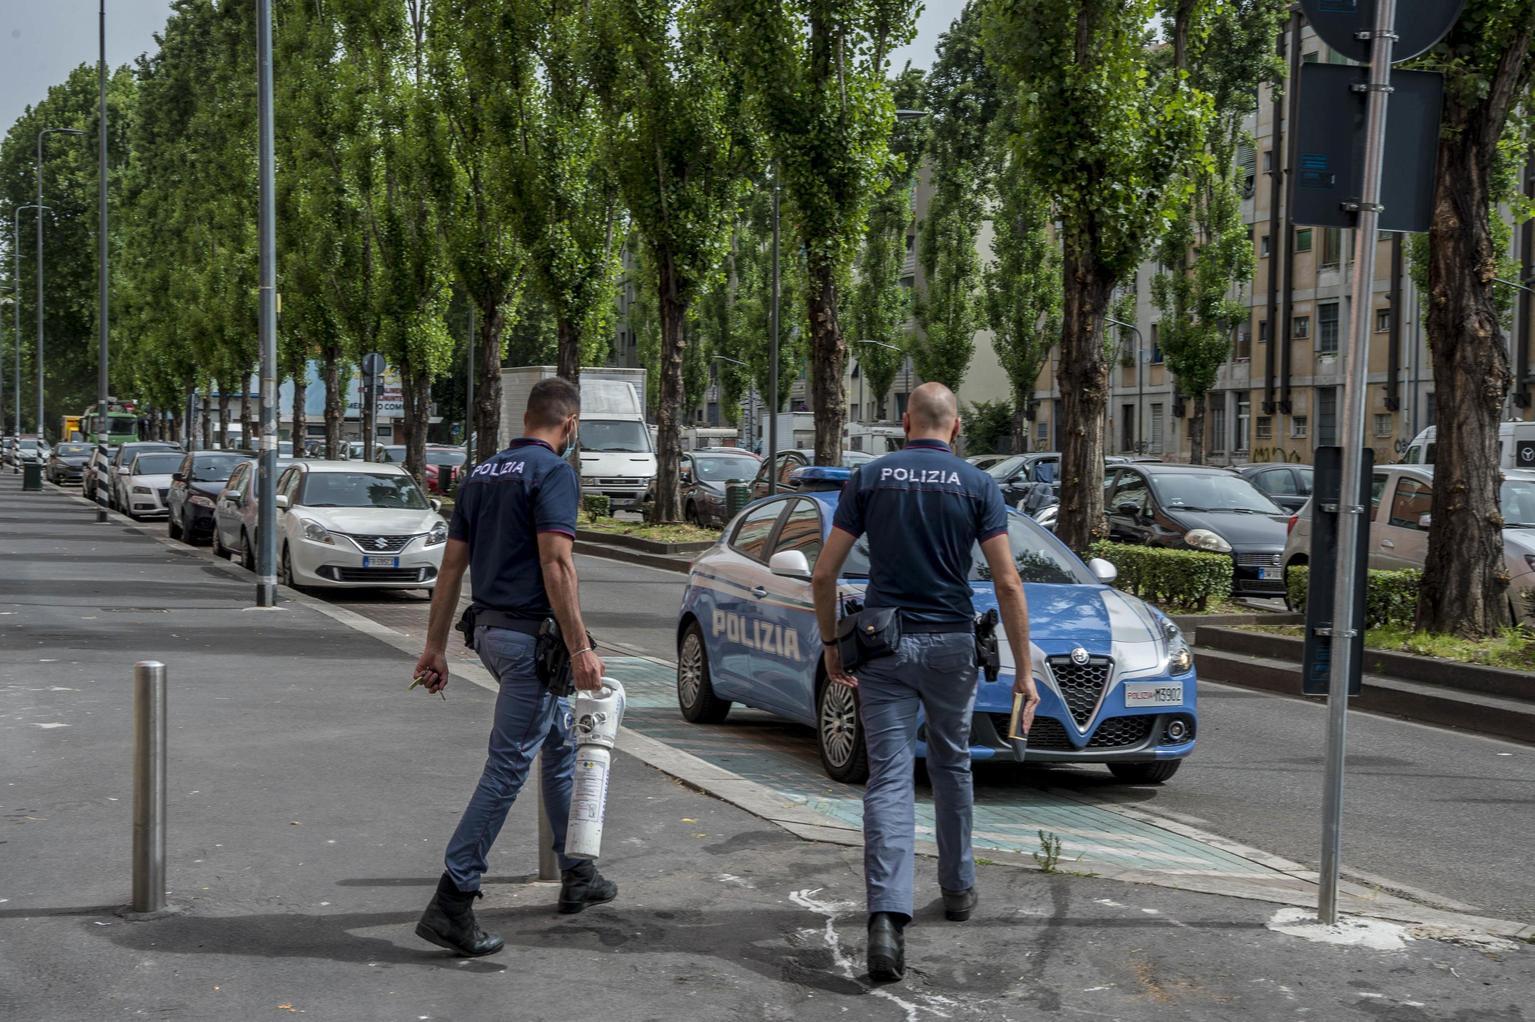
[{"left": 311, "top": 547, "right": 1535, "bottom": 922}]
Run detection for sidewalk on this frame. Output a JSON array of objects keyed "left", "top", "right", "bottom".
[{"left": 1, "top": 473, "right": 1530, "bottom": 1021}]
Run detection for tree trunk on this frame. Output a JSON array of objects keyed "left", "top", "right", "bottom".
[
  {"left": 321, "top": 346, "right": 344, "bottom": 459},
  {"left": 1188, "top": 399, "right": 1206, "bottom": 466},
  {"left": 476, "top": 298, "right": 505, "bottom": 456},
  {"left": 217, "top": 391, "right": 231, "bottom": 452},
  {"left": 807, "top": 254, "right": 845, "bottom": 467},
  {"left": 199, "top": 384, "right": 212, "bottom": 453},
  {"left": 1055, "top": 241, "right": 1114, "bottom": 553},
  {"left": 1416, "top": 99, "right": 1513, "bottom": 636},
  {"left": 291, "top": 369, "right": 307, "bottom": 459},
  {"left": 556, "top": 318, "right": 581, "bottom": 384},
  {"left": 399, "top": 360, "right": 431, "bottom": 487},
  {"left": 652, "top": 256, "right": 686, "bottom": 523},
  {"left": 1012, "top": 381, "right": 1030, "bottom": 453}
]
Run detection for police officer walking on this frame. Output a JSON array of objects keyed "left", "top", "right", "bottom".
[
  {"left": 811, "top": 382, "right": 1039, "bottom": 982},
  {"left": 411, "top": 377, "right": 617, "bottom": 957}
]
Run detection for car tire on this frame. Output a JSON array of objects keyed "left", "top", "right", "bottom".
[
  {"left": 211, "top": 526, "right": 229, "bottom": 560},
  {"left": 684, "top": 502, "right": 699, "bottom": 526},
  {"left": 676, "top": 622, "right": 731, "bottom": 723},
  {"left": 279, "top": 544, "right": 301, "bottom": 591},
  {"left": 168, "top": 510, "right": 183, "bottom": 541},
  {"left": 817, "top": 678, "right": 869, "bottom": 784},
  {"left": 242, "top": 533, "right": 257, "bottom": 572},
  {"left": 1107, "top": 760, "right": 1182, "bottom": 785}
]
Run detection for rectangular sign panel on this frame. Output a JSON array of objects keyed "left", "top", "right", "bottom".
[{"left": 1301, "top": 446, "right": 1374, "bottom": 696}]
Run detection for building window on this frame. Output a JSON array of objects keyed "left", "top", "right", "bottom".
[
  {"left": 1260, "top": 235, "right": 1271, "bottom": 257},
  {"left": 1373, "top": 413, "right": 1392, "bottom": 437},
  {"left": 1317, "top": 387, "right": 1339, "bottom": 446},
  {"left": 1150, "top": 323, "right": 1163, "bottom": 364},
  {"left": 1150, "top": 403, "right": 1165, "bottom": 454},
  {"left": 1256, "top": 415, "right": 1273, "bottom": 440},
  {"left": 1375, "top": 308, "right": 1391, "bottom": 333},
  {"left": 1035, "top": 419, "right": 1048, "bottom": 446},
  {"left": 1234, "top": 320, "right": 1252, "bottom": 361},
  {"left": 1262, "top": 150, "right": 1272, "bottom": 173},
  {"left": 1293, "top": 314, "right": 1311, "bottom": 339},
  {"left": 1303, "top": 51, "right": 1319, "bottom": 63},
  {"left": 1291, "top": 415, "right": 1309, "bottom": 439},
  {"left": 1322, "top": 227, "right": 1344, "bottom": 268},
  {"left": 1259, "top": 319, "right": 1270, "bottom": 343},
  {"left": 1296, "top": 228, "right": 1313, "bottom": 253},
  {"left": 1236, "top": 397, "right": 1251, "bottom": 452},
  {"left": 1121, "top": 404, "right": 1136, "bottom": 453},
  {"left": 1318, "top": 303, "right": 1340, "bottom": 354},
  {"left": 1211, "top": 399, "right": 1228, "bottom": 454}
]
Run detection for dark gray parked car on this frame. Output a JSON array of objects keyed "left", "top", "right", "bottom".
[
  {"left": 47, "top": 442, "right": 94, "bottom": 484},
  {"left": 678, "top": 449, "right": 764, "bottom": 527},
  {"left": 1235, "top": 462, "right": 1314, "bottom": 514}
]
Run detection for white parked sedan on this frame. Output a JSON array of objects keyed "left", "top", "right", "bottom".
[
  {"left": 123, "top": 451, "right": 186, "bottom": 519},
  {"left": 272, "top": 460, "right": 447, "bottom": 592}
]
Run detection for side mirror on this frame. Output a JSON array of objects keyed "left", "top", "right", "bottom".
[
  {"left": 680, "top": 470, "right": 693, "bottom": 484},
  {"left": 172, "top": 472, "right": 185, "bottom": 482},
  {"left": 430, "top": 498, "right": 443, "bottom": 513},
  {"left": 1417, "top": 513, "right": 1431, "bottom": 529},
  {"left": 1115, "top": 501, "right": 1141, "bottom": 517},
  {"left": 769, "top": 549, "right": 812, "bottom": 579},
  {"left": 275, "top": 494, "right": 291, "bottom": 510},
  {"left": 1088, "top": 557, "right": 1119, "bottom": 584}
]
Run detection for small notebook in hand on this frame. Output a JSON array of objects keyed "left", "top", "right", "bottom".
[{"left": 1006, "top": 691, "right": 1029, "bottom": 760}]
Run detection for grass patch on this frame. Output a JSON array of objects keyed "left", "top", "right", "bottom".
[
  {"left": 576, "top": 511, "right": 716, "bottom": 545},
  {"left": 1249, "top": 623, "right": 1535, "bottom": 671}
]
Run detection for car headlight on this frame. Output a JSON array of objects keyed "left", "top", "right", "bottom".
[
  {"left": 1184, "top": 528, "right": 1232, "bottom": 554},
  {"left": 1525, "top": 553, "right": 1535, "bottom": 574},
  {"left": 132, "top": 485, "right": 151, "bottom": 495},
  {"left": 1168, "top": 639, "right": 1194, "bottom": 675},
  {"left": 301, "top": 519, "right": 335, "bottom": 545},
  {"left": 425, "top": 522, "right": 448, "bottom": 546},
  {"left": 188, "top": 493, "right": 215, "bottom": 508}
]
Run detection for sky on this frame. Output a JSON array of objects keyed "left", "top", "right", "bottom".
[{"left": 0, "top": 0, "right": 961, "bottom": 135}]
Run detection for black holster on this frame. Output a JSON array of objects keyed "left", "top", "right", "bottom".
[
  {"left": 535, "top": 617, "right": 594, "bottom": 698},
  {"left": 974, "top": 608, "right": 1001, "bottom": 683},
  {"left": 835, "top": 598, "right": 902, "bottom": 672}
]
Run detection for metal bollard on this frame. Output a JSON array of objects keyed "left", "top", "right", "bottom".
[
  {"left": 534, "top": 751, "right": 559, "bottom": 882},
  {"left": 132, "top": 661, "right": 168, "bottom": 914}
]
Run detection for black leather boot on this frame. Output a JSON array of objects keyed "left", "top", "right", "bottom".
[
  {"left": 942, "top": 886, "right": 978, "bottom": 922},
  {"left": 558, "top": 860, "right": 618, "bottom": 915},
  {"left": 867, "top": 912, "right": 906, "bottom": 982},
  {"left": 416, "top": 873, "right": 504, "bottom": 957}
]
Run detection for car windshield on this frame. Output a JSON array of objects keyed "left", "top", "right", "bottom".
[
  {"left": 582, "top": 419, "right": 651, "bottom": 453},
  {"left": 843, "top": 514, "right": 1091, "bottom": 585},
  {"left": 1149, "top": 472, "right": 1281, "bottom": 514},
  {"left": 57, "top": 443, "right": 91, "bottom": 456},
  {"left": 1502, "top": 478, "right": 1535, "bottom": 527},
  {"left": 693, "top": 455, "right": 759, "bottom": 482},
  {"left": 191, "top": 454, "right": 246, "bottom": 482},
  {"left": 133, "top": 453, "right": 184, "bottom": 475},
  {"left": 18, "top": 440, "right": 38, "bottom": 450},
  {"left": 300, "top": 471, "right": 428, "bottom": 510},
  {"left": 427, "top": 450, "right": 467, "bottom": 466},
  {"left": 381, "top": 446, "right": 407, "bottom": 463},
  {"left": 986, "top": 456, "right": 1026, "bottom": 480}
]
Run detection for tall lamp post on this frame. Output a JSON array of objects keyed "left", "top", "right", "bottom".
[
  {"left": 255, "top": 0, "right": 278, "bottom": 607},
  {"left": 1105, "top": 317, "right": 1145, "bottom": 454},
  {"left": 855, "top": 338, "right": 903, "bottom": 424},
  {"left": 36, "top": 127, "right": 87, "bottom": 440},
  {"left": 96, "top": 0, "right": 111, "bottom": 522},
  {"left": 711, "top": 354, "right": 755, "bottom": 450}
]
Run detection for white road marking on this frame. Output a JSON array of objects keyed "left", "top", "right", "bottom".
[
  {"left": 30, "top": 722, "right": 68, "bottom": 729},
  {"left": 789, "top": 888, "right": 950, "bottom": 1022}
]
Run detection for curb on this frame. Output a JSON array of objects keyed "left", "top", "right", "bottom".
[
  {"left": 575, "top": 528, "right": 713, "bottom": 556},
  {"left": 573, "top": 538, "right": 692, "bottom": 574}
]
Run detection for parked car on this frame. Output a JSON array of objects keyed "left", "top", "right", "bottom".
[
  {"left": 380, "top": 443, "right": 469, "bottom": 494},
  {"left": 166, "top": 451, "right": 249, "bottom": 544},
  {"left": 210, "top": 458, "right": 295, "bottom": 566},
  {"left": 1235, "top": 463, "right": 1313, "bottom": 514},
  {"left": 121, "top": 450, "right": 187, "bottom": 519},
  {"left": 1404, "top": 422, "right": 1535, "bottom": 469},
  {"left": 749, "top": 449, "right": 874, "bottom": 499},
  {"left": 6, "top": 435, "right": 47, "bottom": 467},
  {"left": 83, "top": 445, "right": 117, "bottom": 502},
  {"left": 965, "top": 453, "right": 1012, "bottom": 471},
  {"left": 986, "top": 452, "right": 1061, "bottom": 507},
  {"left": 675, "top": 449, "right": 766, "bottom": 527},
  {"left": 107, "top": 441, "right": 183, "bottom": 512},
  {"left": 1282, "top": 465, "right": 1535, "bottom": 621},
  {"left": 1104, "top": 463, "right": 1289, "bottom": 599},
  {"left": 46, "top": 442, "right": 94, "bottom": 484},
  {"left": 675, "top": 470, "right": 1196, "bottom": 785},
  {"left": 268, "top": 460, "right": 447, "bottom": 592}
]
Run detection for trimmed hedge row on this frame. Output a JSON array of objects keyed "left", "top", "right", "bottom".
[
  {"left": 1285, "top": 564, "right": 1420, "bottom": 628},
  {"left": 582, "top": 493, "right": 612, "bottom": 519},
  {"left": 1088, "top": 541, "right": 1233, "bottom": 612}
]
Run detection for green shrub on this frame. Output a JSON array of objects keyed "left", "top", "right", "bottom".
[
  {"left": 1087, "top": 541, "right": 1233, "bottom": 612},
  {"left": 582, "top": 493, "right": 611, "bottom": 519},
  {"left": 1285, "top": 564, "right": 1420, "bottom": 628}
]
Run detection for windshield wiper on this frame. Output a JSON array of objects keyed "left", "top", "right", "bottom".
[{"left": 1169, "top": 505, "right": 1215, "bottom": 513}]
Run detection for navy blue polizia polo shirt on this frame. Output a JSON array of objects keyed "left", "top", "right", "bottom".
[
  {"left": 448, "top": 438, "right": 579, "bottom": 619},
  {"left": 832, "top": 438, "right": 1008, "bottom": 628}
]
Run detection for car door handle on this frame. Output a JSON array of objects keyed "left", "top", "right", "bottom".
[
  {"left": 750, "top": 586, "right": 768, "bottom": 599},
  {"left": 1380, "top": 539, "right": 1395, "bottom": 549}
]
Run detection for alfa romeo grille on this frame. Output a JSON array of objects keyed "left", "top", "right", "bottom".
[
  {"left": 344, "top": 533, "right": 412, "bottom": 553},
  {"left": 1047, "top": 655, "right": 1113, "bottom": 728},
  {"left": 1236, "top": 552, "right": 1281, "bottom": 568},
  {"left": 1086, "top": 715, "right": 1154, "bottom": 748}
]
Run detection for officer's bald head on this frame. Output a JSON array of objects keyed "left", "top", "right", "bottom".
[{"left": 904, "top": 382, "right": 960, "bottom": 440}]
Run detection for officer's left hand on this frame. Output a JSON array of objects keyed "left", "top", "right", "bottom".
[
  {"left": 824, "top": 644, "right": 857, "bottom": 689},
  {"left": 1012, "top": 670, "right": 1041, "bottom": 734},
  {"left": 414, "top": 648, "right": 449, "bottom": 694}
]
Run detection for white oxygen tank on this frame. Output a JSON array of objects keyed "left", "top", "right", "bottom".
[{"left": 564, "top": 678, "right": 625, "bottom": 861}]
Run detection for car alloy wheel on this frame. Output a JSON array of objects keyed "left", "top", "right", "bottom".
[
  {"left": 676, "top": 622, "right": 730, "bottom": 723},
  {"left": 817, "top": 679, "right": 869, "bottom": 784}
]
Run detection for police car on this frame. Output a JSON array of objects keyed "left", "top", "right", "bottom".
[{"left": 675, "top": 466, "right": 1197, "bottom": 785}]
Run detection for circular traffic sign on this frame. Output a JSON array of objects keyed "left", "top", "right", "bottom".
[
  {"left": 1299, "top": 0, "right": 1465, "bottom": 64},
  {"left": 361, "top": 352, "right": 386, "bottom": 378}
]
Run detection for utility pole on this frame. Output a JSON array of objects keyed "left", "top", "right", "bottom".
[
  {"left": 255, "top": 0, "right": 278, "bottom": 607},
  {"left": 96, "top": 0, "right": 110, "bottom": 522},
  {"left": 768, "top": 167, "right": 780, "bottom": 493},
  {"left": 465, "top": 305, "right": 475, "bottom": 465}
]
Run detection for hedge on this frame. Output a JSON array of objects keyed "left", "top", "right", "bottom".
[
  {"left": 582, "top": 493, "right": 612, "bottom": 519},
  {"left": 1087, "top": 541, "right": 1233, "bottom": 612},
  {"left": 1285, "top": 564, "right": 1420, "bottom": 628}
]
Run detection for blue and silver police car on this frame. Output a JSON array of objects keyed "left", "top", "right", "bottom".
[{"left": 675, "top": 466, "right": 1197, "bottom": 785}]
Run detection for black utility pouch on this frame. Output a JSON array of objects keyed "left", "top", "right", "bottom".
[
  {"left": 835, "top": 606, "right": 902, "bottom": 672},
  {"left": 456, "top": 605, "right": 479, "bottom": 651},
  {"left": 974, "top": 608, "right": 1001, "bottom": 683},
  {"left": 535, "top": 618, "right": 595, "bottom": 698}
]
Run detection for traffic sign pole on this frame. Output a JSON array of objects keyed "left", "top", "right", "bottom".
[{"left": 1318, "top": 0, "right": 1397, "bottom": 925}]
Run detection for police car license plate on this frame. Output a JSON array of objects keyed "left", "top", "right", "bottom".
[
  {"left": 1123, "top": 681, "right": 1183, "bottom": 706},
  {"left": 363, "top": 556, "right": 400, "bottom": 568}
]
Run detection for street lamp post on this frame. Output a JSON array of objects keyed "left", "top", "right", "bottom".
[
  {"left": 854, "top": 339, "right": 902, "bottom": 424},
  {"left": 769, "top": 165, "right": 780, "bottom": 494},
  {"left": 36, "top": 127, "right": 87, "bottom": 440},
  {"left": 255, "top": 0, "right": 278, "bottom": 608},
  {"left": 711, "top": 355, "right": 755, "bottom": 450},
  {"left": 1105, "top": 317, "right": 1145, "bottom": 454},
  {"left": 96, "top": 0, "right": 111, "bottom": 522}
]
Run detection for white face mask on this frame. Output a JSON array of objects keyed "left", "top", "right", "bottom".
[{"left": 560, "top": 419, "right": 579, "bottom": 457}]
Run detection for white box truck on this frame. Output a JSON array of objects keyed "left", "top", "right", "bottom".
[{"left": 500, "top": 366, "right": 655, "bottom": 510}]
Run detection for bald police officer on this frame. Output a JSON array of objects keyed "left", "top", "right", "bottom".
[
  {"left": 811, "top": 382, "right": 1040, "bottom": 982},
  {"left": 411, "top": 377, "right": 616, "bottom": 957}
]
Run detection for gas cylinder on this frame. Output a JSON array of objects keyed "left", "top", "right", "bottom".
[{"left": 564, "top": 678, "right": 625, "bottom": 861}]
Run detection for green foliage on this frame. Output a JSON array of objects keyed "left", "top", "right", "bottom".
[
  {"left": 963, "top": 399, "right": 1013, "bottom": 455},
  {"left": 1286, "top": 565, "right": 1421, "bottom": 629},
  {"left": 582, "top": 493, "right": 612, "bottom": 518},
  {"left": 1089, "top": 541, "right": 1233, "bottom": 612}
]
